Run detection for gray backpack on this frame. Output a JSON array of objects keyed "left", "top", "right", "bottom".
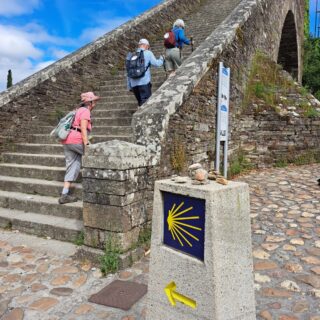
[{"left": 50, "top": 110, "right": 76, "bottom": 140}]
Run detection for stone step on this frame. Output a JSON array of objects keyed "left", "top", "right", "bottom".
[
  {"left": 93, "top": 117, "right": 132, "bottom": 126},
  {"left": 27, "top": 134, "right": 59, "bottom": 144},
  {"left": 101, "top": 96, "right": 137, "bottom": 104},
  {"left": 0, "top": 190, "right": 82, "bottom": 220},
  {"left": 0, "top": 207, "right": 83, "bottom": 243},
  {"left": 89, "top": 135, "right": 133, "bottom": 144},
  {"left": 0, "top": 175, "right": 82, "bottom": 198},
  {"left": 103, "top": 74, "right": 166, "bottom": 85},
  {"left": 151, "top": 32, "right": 209, "bottom": 48},
  {"left": 14, "top": 143, "right": 63, "bottom": 154},
  {"left": 91, "top": 126, "right": 132, "bottom": 135},
  {"left": 0, "top": 163, "right": 68, "bottom": 181},
  {"left": 104, "top": 69, "right": 166, "bottom": 79},
  {"left": 29, "top": 126, "right": 53, "bottom": 134},
  {"left": 27, "top": 134, "right": 132, "bottom": 144},
  {"left": 94, "top": 101, "right": 138, "bottom": 111},
  {"left": 29, "top": 125, "right": 133, "bottom": 136},
  {"left": 99, "top": 82, "right": 163, "bottom": 93},
  {"left": 152, "top": 47, "right": 194, "bottom": 55},
  {"left": 92, "top": 109, "right": 136, "bottom": 118},
  {"left": 3, "top": 152, "right": 65, "bottom": 167},
  {"left": 97, "top": 82, "right": 162, "bottom": 97},
  {"left": 29, "top": 116, "right": 134, "bottom": 132}
]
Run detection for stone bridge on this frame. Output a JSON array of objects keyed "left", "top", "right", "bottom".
[{"left": 0, "top": 0, "right": 310, "bottom": 263}]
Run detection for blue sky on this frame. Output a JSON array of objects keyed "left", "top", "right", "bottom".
[
  {"left": 310, "top": 0, "right": 317, "bottom": 37},
  {"left": 0, "top": 0, "right": 161, "bottom": 91},
  {"left": 309, "top": 0, "right": 320, "bottom": 37}
]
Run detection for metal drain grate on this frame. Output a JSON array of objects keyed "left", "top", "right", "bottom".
[{"left": 88, "top": 280, "right": 148, "bottom": 310}]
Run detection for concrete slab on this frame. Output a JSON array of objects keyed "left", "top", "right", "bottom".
[{"left": 0, "top": 229, "right": 77, "bottom": 256}]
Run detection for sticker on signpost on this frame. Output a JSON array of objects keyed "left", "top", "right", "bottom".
[{"left": 162, "top": 191, "right": 205, "bottom": 261}]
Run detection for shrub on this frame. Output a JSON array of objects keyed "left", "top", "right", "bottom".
[{"left": 99, "top": 237, "right": 121, "bottom": 276}]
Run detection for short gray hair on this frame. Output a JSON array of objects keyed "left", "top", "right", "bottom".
[{"left": 173, "top": 19, "right": 185, "bottom": 28}]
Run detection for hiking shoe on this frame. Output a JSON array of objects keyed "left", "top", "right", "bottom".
[{"left": 58, "top": 194, "right": 78, "bottom": 204}]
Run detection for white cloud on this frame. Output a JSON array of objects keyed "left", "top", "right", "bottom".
[
  {"left": 0, "top": 23, "right": 76, "bottom": 46},
  {"left": 0, "top": 22, "right": 76, "bottom": 91},
  {"left": 0, "top": 23, "right": 59, "bottom": 91},
  {"left": 0, "top": 25, "right": 42, "bottom": 60},
  {"left": 0, "top": 56, "right": 56, "bottom": 91},
  {"left": 0, "top": 14, "right": 131, "bottom": 92},
  {"left": 0, "top": 0, "right": 40, "bottom": 17}
]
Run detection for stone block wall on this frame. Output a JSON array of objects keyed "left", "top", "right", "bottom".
[
  {"left": 0, "top": 0, "right": 204, "bottom": 153},
  {"left": 81, "top": 141, "right": 155, "bottom": 265},
  {"left": 237, "top": 104, "right": 320, "bottom": 168}
]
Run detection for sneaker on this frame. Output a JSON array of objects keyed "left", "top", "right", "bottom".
[{"left": 58, "top": 194, "right": 78, "bottom": 204}]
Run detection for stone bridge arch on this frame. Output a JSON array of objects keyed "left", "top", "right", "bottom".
[{"left": 277, "top": 10, "right": 299, "bottom": 80}]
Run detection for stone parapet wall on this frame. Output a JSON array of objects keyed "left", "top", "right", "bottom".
[{"left": 0, "top": 0, "right": 204, "bottom": 153}]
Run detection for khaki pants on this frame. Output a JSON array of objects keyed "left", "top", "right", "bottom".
[
  {"left": 165, "top": 47, "right": 181, "bottom": 71},
  {"left": 63, "top": 144, "right": 84, "bottom": 182}
]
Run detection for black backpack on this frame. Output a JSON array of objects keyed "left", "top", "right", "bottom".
[{"left": 126, "top": 50, "right": 150, "bottom": 79}]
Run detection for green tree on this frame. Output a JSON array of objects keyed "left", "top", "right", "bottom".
[{"left": 6, "top": 69, "right": 12, "bottom": 88}]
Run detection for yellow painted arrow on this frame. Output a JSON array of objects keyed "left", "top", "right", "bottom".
[{"left": 164, "top": 281, "right": 197, "bottom": 309}]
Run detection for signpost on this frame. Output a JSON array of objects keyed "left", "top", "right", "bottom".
[
  {"left": 215, "top": 62, "right": 230, "bottom": 178},
  {"left": 147, "top": 179, "right": 256, "bottom": 320}
]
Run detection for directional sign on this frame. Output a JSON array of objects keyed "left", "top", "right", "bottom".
[
  {"left": 218, "top": 64, "right": 230, "bottom": 142},
  {"left": 163, "top": 191, "right": 205, "bottom": 261},
  {"left": 215, "top": 62, "right": 231, "bottom": 178},
  {"left": 164, "top": 281, "right": 197, "bottom": 309}
]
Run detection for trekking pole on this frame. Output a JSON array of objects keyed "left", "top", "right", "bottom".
[
  {"left": 162, "top": 51, "right": 168, "bottom": 78},
  {"left": 190, "top": 36, "right": 194, "bottom": 52}
]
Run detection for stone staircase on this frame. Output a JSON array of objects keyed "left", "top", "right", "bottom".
[{"left": 0, "top": 0, "right": 241, "bottom": 242}]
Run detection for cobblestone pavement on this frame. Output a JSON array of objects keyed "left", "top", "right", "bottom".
[
  {"left": 0, "top": 163, "right": 320, "bottom": 319},
  {"left": 0, "top": 233, "right": 149, "bottom": 320},
  {"left": 238, "top": 163, "right": 320, "bottom": 320}
]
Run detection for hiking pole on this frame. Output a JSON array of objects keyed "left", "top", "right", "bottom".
[
  {"left": 190, "top": 36, "right": 194, "bottom": 52},
  {"left": 162, "top": 51, "right": 168, "bottom": 78}
]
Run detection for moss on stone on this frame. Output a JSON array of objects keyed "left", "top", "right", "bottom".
[{"left": 170, "top": 135, "right": 186, "bottom": 174}]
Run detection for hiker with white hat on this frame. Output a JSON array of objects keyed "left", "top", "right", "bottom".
[
  {"left": 164, "top": 19, "right": 193, "bottom": 76},
  {"left": 59, "top": 91, "right": 100, "bottom": 204},
  {"left": 126, "top": 38, "right": 164, "bottom": 106}
]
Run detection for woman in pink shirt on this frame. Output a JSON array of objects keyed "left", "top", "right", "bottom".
[{"left": 59, "top": 91, "right": 100, "bottom": 204}]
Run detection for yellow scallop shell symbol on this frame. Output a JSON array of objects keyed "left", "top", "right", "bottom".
[{"left": 167, "top": 202, "right": 202, "bottom": 247}]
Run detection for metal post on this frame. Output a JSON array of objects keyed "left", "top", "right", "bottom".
[{"left": 215, "top": 63, "right": 223, "bottom": 173}]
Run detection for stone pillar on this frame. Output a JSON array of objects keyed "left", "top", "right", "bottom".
[
  {"left": 147, "top": 178, "right": 256, "bottom": 320},
  {"left": 80, "top": 140, "right": 154, "bottom": 267}
]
